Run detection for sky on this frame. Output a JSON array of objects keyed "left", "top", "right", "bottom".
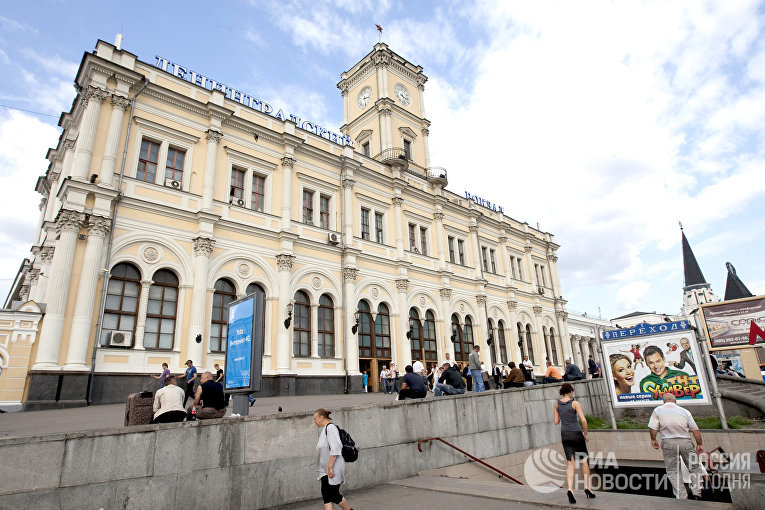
[{"left": 0, "top": 0, "right": 763, "bottom": 320}]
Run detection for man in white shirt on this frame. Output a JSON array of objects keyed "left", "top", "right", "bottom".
[
  {"left": 442, "top": 352, "right": 455, "bottom": 368},
  {"left": 648, "top": 393, "right": 705, "bottom": 499},
  {"left": 151, "top": 377, "right": 186, "bottom": 423},
  {"left": 380, "top": 366, "right": 390, "bottom": 393},
  {"left": 390, "top": 362, "right": 399, "bottom": 393},
  {"left": 523, "top": 356, "right": 533, "bottom": 371}
]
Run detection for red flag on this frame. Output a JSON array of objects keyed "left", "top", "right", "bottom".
[{"left": 376, "top": 24, "right": 383, "bottom": 33}]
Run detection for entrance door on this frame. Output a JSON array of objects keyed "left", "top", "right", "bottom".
[{"left": 357, "top": 300, "right": 392, "bottom": 392}]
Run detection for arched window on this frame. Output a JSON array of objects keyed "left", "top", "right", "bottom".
[
  {"left": 498, "top": 320, "right": 508, "bottom": 364},
  {"left": 463, "top": 316, "right": 475, "bottom": 357},
  {"left": 525, "top": 324, "right": 535, "bottom": 364},
  {"left": 145, "top": 269, "right": 178, "bottom": 349},
  {"left": 246, "top": 282, "right": 263, "bottom": 295},
  {"left": 408, "top": 308, "right": 422, "bottom": 363},
  {"left": 102, "top": 263, "right": 141, "bottom": 346},
  {"left": 293, "top": 290, "right": 311, "bottom": 357},
  {"left": 210, "top": 278, "right": 236, "bottom": 352},
  {"left": 549, "top": 326, "right": 559, "bottom": 365},
  {"left": 374, "top": 303, "right": 391, "bottom": 359},
  {"left": 451, "top": 313, "right": 465, "bottom": 362},
  {"left": 245, "top": 282, "right": 266, "bottom": 356},
  {"left": 318, "top": 294, "right": 334, "bottom": 358},
  {"left": 423, "top": 310, "right": 437, "bottom": 362},
  {"left": 358, "top": 300, "right": 373, "bottom": 358}
]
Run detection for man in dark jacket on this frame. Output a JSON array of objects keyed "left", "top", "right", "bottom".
[
  {"left": 434, "top": 362, "right": 467, "bottom": 396},
  {"left": 399, "top": 364, "right": 427, "bottom": 400},
  {"left": 588, "top": 355, "right": 599, "bottom": 378},
  {"left": 563, "top": 358, "right": 584, "bottom": 381},
  {"left": 503, "top": 362, "right": 525, "bottom": 388}
]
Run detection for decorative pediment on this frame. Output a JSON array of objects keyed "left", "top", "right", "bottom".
[
  {"left": 355, "top": 129, "right": 373, "bottom": 143},
  {"left": 398, "top": 126, "right": 417, "bottom": 140}
]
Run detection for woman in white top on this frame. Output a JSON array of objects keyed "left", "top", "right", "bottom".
[{"left": 313, "top": 408, "right": 352, "bottom": 510}]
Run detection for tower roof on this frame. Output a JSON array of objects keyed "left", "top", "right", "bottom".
[
  {"left": 724, "top": 262, "right": 753, "bottom": 301},
  {"left": 681, "top": 228, "right": 709, "bottom": 291}
]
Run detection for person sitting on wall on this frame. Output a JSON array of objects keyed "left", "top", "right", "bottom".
[
  {"left": 193, "top": 371, "right": 227, "bottom": 419},
  {"left": 520, "top": 362, "right": 535, "bottom": 386},
  {"left": 151, "top": 376, "right": 187, "bottom": 423},
  {"left": 398, "top": 365, "right": 427, "bottom": 400},
  {"left": 563, "top": 358, "right": 584, "bottom": 381},
  {"left": 543, "top": 361, "right": 563, "bottom": 384},
  {"left": 503, "top": 362, "right": 525, "bottom": 388},
  {"left": 434, "top": 362, "right": 467, "bottom": 397}
]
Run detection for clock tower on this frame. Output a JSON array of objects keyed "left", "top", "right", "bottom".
[{"left": 338, "top": 43, "right": 432, "bottom": 172}]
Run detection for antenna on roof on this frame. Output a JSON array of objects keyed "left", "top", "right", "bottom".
[{"left": 115, "top": 33, "right": 123, "bottom": 50}]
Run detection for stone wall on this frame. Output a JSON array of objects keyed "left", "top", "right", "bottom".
[{"left": 0, "top": 379, "right": 606, "bottom": 509}]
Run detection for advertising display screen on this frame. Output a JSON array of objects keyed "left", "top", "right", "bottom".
[
  {"left": 700, "top": 296, "right": 765, "bottom": 350},
  {"left": 601, "top": 321, "right": 710, "bottom": 408},
  {"left": 224, "top": 296, "right": 255, "bottom": 391}
]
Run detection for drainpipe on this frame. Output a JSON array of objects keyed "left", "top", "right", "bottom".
[
  {"left": 339, "top": 163, "right": 348, "bottom": 393},
  {"left": 86, "top": 77, "right": 149, "bottom": 405}
]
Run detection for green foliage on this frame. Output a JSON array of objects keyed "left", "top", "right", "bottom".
[
  {"left": 586, "top": 414, "right": 755, "bottom": 431},
  {"left": 586, "top": 415, "right": 611, "bottom": 429},
  {"left": 695, "top": 416, "right": 753, "bottom": 429},
  {"left": 616, "top": 418, "right": 648, "bottom": 429}
]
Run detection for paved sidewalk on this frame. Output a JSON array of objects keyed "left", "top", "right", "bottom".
[{"left": 0, "top": 391, "right": 396, "bottom": 439}]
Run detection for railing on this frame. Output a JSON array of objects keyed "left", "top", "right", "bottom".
[
  {"left": 416, "top": 437, "right": 523, "bottom": 485},
  {"left": 426, "top": 166, "right": 448, "bottom": 181},
  {"left": 373, "top": 147, "right": 408, "bottom": 164}
]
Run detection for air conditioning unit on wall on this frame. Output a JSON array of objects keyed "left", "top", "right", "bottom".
[
  {"left": 328, "top": 232, "right": 340, "bottom": 245},
  {"left": 164, "top": 178, "right": 181, "bottom": 189},
  {"left": 108, "top": 330, "right": 133, "bottom": 347}
]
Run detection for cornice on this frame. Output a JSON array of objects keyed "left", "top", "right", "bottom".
[{"left": 141, "top": 84, "right": 208, "bottom": 118}]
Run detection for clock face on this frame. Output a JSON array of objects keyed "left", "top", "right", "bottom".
[
  {"left": 357, "top": 87, "right": 372, "bottom": 109},
  {"left": 394, "top": 83, "right": 411, "bottom": 106}
]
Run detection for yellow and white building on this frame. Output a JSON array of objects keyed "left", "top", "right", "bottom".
[{"left": 3, "top": 40, "right": 573, "bottom": 408}]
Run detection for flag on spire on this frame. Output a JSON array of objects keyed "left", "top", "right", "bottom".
[{"left": 376, "top": 24, "right": 383, "bottom": 42}]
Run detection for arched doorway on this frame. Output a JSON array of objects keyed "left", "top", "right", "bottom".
[{"left": 357, "top": 300, "right": 392, "bottom": 392}]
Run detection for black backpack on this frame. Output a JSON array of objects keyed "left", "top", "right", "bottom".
[{"left": 326, "top": 423, "right": 359, "bottom": 462}]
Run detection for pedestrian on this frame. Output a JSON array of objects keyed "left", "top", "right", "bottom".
[
  {"left": 214, "top": 363, "right": 230, "bottom": 406},
  {"left": 151, "top": 376, "right": 186, "bottom": 423},
  {"left": 312, "top": 408, "right": 352, "bottom": 510},
  {"left": 648, "top": 393, "right": 705, "bottom": 499},
  {"left": 492, "top": 364, "right": 501, "bottom": 389},
  {"left": 380, "top": 366, "right": 390, "bottom": 393},
  {"left": 176, "top": 359, "right": 197, "bottom": 407},
  {"left": 553, "top": 383, "right": 595, "bottom": 504},
  {"left": 434, "top": 362, "right": 466, "bottom": 396},
  {"left": 522, "top": 355, "right": 533, "bottom": 372},
  {"left": 503, "top": 362, "right": 524, "bottom": 388},
  {"left": 193, "top": 371, "right": 226, "bottom": 420},
  {"left": 362, "top": 371, "right": 368, "bottom": 393},
  {"left": 543, "top": 361, "right": 563, "bottom": 384},
  {"left": 151, "top": 362, "right": 171, "bottom": 388},
  {"left": 588, "top": 355, "right": 599, "bottom": 379},
  {"left": 398, "top": 364, "right": 427, "bottom": 400},
  {"left": 563, "top": 358, "right": 584, "bottom": 381},
  {"left": 462, "top": 363, "right": 472, "bottom": 391},
  {"left": 468, "top": 345, "right": 485, "bottom": 392},
  {"left": 390, "top": 362, "right": 399, "bottom": 393}
]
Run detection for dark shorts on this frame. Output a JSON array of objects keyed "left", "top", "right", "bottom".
[
  {"left": 561, "top": 430, "right": 588, "bottom": 461},
  {"left": 320, "top": 475, "right": 343, "bottom": 504}
]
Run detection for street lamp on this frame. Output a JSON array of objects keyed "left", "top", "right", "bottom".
[
  {"left": 283, "top": 301, "right": 294, "bottom": 329},
  {"left": 351, "top": 310, "right": 360, "bottom": 334}
]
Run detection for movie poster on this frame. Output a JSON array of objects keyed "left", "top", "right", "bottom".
[{"left": 601, "top": 325, "right": 710, "bottom": 408}]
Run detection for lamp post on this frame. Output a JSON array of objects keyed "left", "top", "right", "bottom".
[{"left": 283, "top": 301, "right": 294, "bottom": 329}]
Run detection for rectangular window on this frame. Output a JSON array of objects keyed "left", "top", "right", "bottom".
[
  {"left": 362, "top": 142, "right": 370, "bottom": 157},
  {"left": 403, "top": 140, "right": 411, "bottom": 159},
  {"left": 375, "top": 212, "right": 384, "bottom": 243},
  {"left": 137, "top": 139, "right": 160, "bottom": 183},
  {"left": 230, "top": 168, "right": 245, "bottom": 201},
  {"left": 490, "top": 249, "right": 497, "bottom": 273},
  {"left": 420, "top": 227, "right": 428, "bottom": 256},
  {"left": 164, "top": 147, "right": 185, "bottom": 182},
  {"left": 320, "top": 195, "right": 330, "bottom": 229},
  {"left": 251, "top": 174, "right": 265, "bottom": 212},
  {"left": 481, "top": 247, "right": 488, "bottom": 271},
  {"left": 360, "top": 208, "right": 370, "bottom": 240},
  {"left": 540, "top": 265, "right": 547, "bottom": 286},
  {"left": 518, "top": 258, "right": 523, "bottom": 280},
  {"left": 303, "top": 190, "right": 314, "bottom": 224},
  {"left": 408, "top": 223, "right": 417, "bottom": 252},
  {"left": 448, "top": 236, "right": 455, "bottom": 263},
  {"left": 511, "top": 257, "right": 517, "bottom": 279},
  {"left": 457, "top": 239, "right": 465, "bottom": 265}
]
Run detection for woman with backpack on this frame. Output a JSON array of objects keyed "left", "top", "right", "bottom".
[{"left": 313, "top": 408, "right": 354, "bottom": 510}]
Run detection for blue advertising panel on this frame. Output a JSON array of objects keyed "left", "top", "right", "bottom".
[{"left": 225, "top": 296, "right": 254, "bottom": 391}]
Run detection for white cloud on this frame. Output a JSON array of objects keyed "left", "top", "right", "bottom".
[{"left": 616, "top": 281, "right": 652, "bottom": 312}]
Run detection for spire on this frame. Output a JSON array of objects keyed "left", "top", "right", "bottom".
[
  {"left": 680, "top": 224, "right": 709, "bottom": 291},
  {"left": 724, "top": 262, "right": 753, "bottom": 301}
]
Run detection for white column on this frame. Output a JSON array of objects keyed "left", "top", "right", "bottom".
[
  {"left": 279, "top": 156, "right": 295, "bottom": 229},
  {"left": 532, "top": 305, "right": 545, "bottom": 368},
  {"left": 310, "top": 303, "right": 319, "bottom": 358},
  {"left": 188, "top": 237, "right": 214, "bottom": 366},
  {"left": 434, "top": 211, "right": 446, "bottom": 271},
  {"left": 32, "top": 246, "right": 54, "bottom": 303},
  {"left": 27, "top": 269, "right": 41, "bottom": 302},
  {"left": 421, "top": 127, "right": 431, "bottom": 167},
  {"left": 469, "top": 225, "right": 482, "bottom": 274},
  {"left": 276, "top": 254, "right": 294, "bottom": 373},
  {"left": 33, "top": 210, "right": 83, "bottom": 369},
  {"left": 542, "top": 327, "right": 552, "bottom": 365},
  {"left": 133, "top": 280, "right": 153, "bottom": 350},
  {"left": 476, "top": 295, "right": 490, "bottom": 364},
  {"left": 523, "top": 245, "right": 534, "bottom": 286},
  {"left": 201, "top": 129, "right": 222, "bottom": 212},
  {"left": 342, "top": 177, "right": 354, "bottom": 246},
  {"left": 392, "top": 196, "right": 404, "bottom": 259},
  {"left": 499, "top": 234, "right": 510, "bottom": 285},
  {"left": 507, "top": 300, "right": 521, "bottom": 363},
  {"left": 556, "top": 311, "right": 571, "bottom": 363},
  {"left": 71, "top": 86, "right": 108, "bottom": 181},
  {"left": 396, "top": 279, "right": 409, "bottom": 368},
  {"left": 44, "top": 166, "right": 62, "bottom": 224},
  {"left": 580, "top": 337, "right": 590, "bottom": 374},
  {"left": 548, "top": 251, "right": 561, "bottom": 298},
  {"left": 99, "top": 94, "right": 130, "bottom": 187},
  {"left": 64, "top": 216, "right": 111, "bottom": 369},
  {"left": 343, "top": 268, "right": 359, "bottom": 374},
  {"left": 440, "top": 288, "right": 453, "bottom": 360}
]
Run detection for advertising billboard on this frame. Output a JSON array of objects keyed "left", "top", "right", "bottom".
[
  {"left": 700, "top": 296, "right": 765, "bottom": 350},
  {"left": 223, "top": 293, "right": 264, "bottom": 392},
  {"left": 601, "top": 321, "right": 710, "bottom": 407}
]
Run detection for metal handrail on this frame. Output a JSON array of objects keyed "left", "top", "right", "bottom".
[
  {"left": 373, "top": 147, "right": 407, "bottom": 162},
  {"left": 426, "top": 166, "right": 447, "bottom": 180},
  {"left": 416, "top": 437, "right": 523, "bottom": 485}
]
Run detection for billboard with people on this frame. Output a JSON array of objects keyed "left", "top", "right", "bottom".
[{"left": 601, "top": 321, "right": 710, "bottom": 407}]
